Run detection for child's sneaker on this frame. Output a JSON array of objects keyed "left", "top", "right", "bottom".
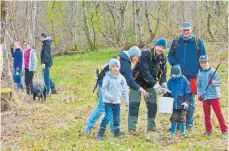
[
  {"left": 203, "top": 131, "right": 212, "bottom": 136},
  {"left": 84, "top": 129, "right": 91, "bottom": 134},
  {"left": 222, "top": 131, "right": 228, "bottom": 136}
]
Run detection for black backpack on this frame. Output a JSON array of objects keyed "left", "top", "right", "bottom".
[{"left": 93, "top": 55, "right": 121, "bottom": 93}]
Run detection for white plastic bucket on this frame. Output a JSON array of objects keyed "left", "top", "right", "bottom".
[{"left": 158, "top": 97, "right": 174, "bottom": 114}]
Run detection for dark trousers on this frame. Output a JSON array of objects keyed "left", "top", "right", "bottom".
[
  {"left": 24, "top": 69, "right": 34, "bottom": 94},
  {"left": 170, "top": 109, "right": 187, "bottom": 123},
  {"left": 203, "top": 98, "right": 227, "bottom": 133}
]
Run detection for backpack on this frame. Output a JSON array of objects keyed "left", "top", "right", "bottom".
[
  {"left": 93, "top": 55, "right": 121, "bottom": 93},
  {"left": 171, "top": 36, "right": 200, "bottom": 58}
]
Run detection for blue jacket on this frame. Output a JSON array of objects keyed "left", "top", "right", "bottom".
[
  {"left": 101, "top": 71, "right": 129, "bottom": 105},
  {"left": 119, "top": 51, "right": 141, "bottom": 91},
  {"left": 168, "top": 35, "right": 206, "bottom": 80},
  {"left": 11, "top": 48, "right": 23, "bottom": 71},
  {"left": 168, "top": 75, "right": 192, "bottom": 109},
  {"left": 197, "top": 68, "right": 220, "bottom": 101}
]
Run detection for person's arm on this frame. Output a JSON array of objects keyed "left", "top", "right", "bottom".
[
  {"left": 121, "top": 76, "right": 129, "bottom": 105},
  {"left": 159, "top": 62, "right": 167, "bottom": 85},
  {"left": 210, "top": 70, "right": 220, "bottom": 87},
  {"left": 140, "top": 51, "right": 157, "bottom": 86},
  {"left": 31, "top": 49, "right": 38, "bottom": 71},
  {"left": 101, "top": 76, "right": 114, "bottom": 102},
  {"left": 184, "top": 78, "right": 192, "bottom": 103},
  {"left": 198, "top": 39, "right": 206, "bottom": 56},
  {"left": 120, "top": 60, "right": 141, "bottom": 91},
  {"left": 11, "top": 48, "right": 14, "bottom": 58},
  {"left": 168, "top": 40, "right": 179, "bottom": 66},
  {"left": 42, "top": 44, "right": 51, "bottom": 65}
]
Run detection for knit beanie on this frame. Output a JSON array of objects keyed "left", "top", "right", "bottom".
[
  {"left": 155, "top": 38, "right": 167, "bottom": 49},
  {"left": 128, "top": 46, "right": 141, "bottom": 57},
  {"left": 109, "top": 58, "right": 121, "bottom": 70}
]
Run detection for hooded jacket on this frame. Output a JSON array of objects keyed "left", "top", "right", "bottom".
[
  {"left": 101, "top": 71, "right": 129, "bottom": 105},
  {"left": 40, "top": 37, "right": 53, "bottom": 67}
]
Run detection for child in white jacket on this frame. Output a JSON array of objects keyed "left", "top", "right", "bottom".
[{"left": 97, "top": 59, "right": 129, "bottom": 140}]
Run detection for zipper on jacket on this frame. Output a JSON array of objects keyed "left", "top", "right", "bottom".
[{"left": 184, "top": 42, "right": 186, "bottom": 63}]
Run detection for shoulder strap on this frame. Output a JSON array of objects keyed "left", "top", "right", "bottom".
[
  {"left": 172, "top": 36, "right": 180, "bottom": 56},
  {"left": 195, "top": 36, "right": 200, "bottom": 56}
]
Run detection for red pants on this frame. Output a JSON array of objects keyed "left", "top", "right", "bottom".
[{"left": 203, "top": 98, "right": 228, "bottom": 133}]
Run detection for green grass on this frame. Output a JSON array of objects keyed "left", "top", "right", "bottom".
[{"left": 2, "top": 46, "right": 228, "bottom": 151}]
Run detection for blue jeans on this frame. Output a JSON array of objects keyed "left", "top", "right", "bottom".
[
  {"left": 42, "top": 66, "right": 56, "bottom": 94},
  {"left": 85, "top": 87, "right": 114, "bottom": 131},
  {"left": 100, "top": 103, "right": 120, "bottom": 131},
  {"left": 13, "top": 68, "right": 23, "bottom": 89},
  {"left": 186, "top": 94, "right": 195, "bottom": 128}
]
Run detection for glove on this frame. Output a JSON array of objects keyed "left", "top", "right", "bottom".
[
  {"left": 208, "top": 80, "right": 215, "bottom": 85},
  {"left": 153, "top": 83, "right": 164, "bottom": 95},
  {"left": 161, "top": 82, "right": 167, "bottom": 89},
  {"left": 198, "top": 95, "right": 204, "bottom": 101},
  {"left": 182, "top": 101, "right": 189, "bottom": 109}
]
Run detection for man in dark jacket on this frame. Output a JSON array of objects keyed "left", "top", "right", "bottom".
[
  {"left": 128, "top": 38, "right": 168, "bottom": 132},
  {"left": 168, "top": 22, "right": 206, "bottom": 129},
  {"left": 40, "top": 33, "right": 57, "bottom": 95}
]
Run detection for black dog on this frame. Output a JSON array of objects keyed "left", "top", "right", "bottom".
[{"left": 32, "top": 82, "right": 47, "bottom": 101}]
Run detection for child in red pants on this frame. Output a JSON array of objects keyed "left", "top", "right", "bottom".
[{"left": 197, "top": 55, "right": 227, "bottom": 135}]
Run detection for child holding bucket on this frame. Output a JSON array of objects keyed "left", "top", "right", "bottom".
[
  {"left": 97, "top": 58, "right": 129, "bottom": 140},
  {"left": 167, "top": 65, "right": 192, "bottom": 136},
  {"left": 197, "top": 55, "right": 228, "bottom": 136}
]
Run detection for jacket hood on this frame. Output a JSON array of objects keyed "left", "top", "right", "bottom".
[
  {"left": 42, "top": 37, "right": 53, "bottom": 43},
  {"left": 119, "top": 51, "right": 131, "bottom": 62}
]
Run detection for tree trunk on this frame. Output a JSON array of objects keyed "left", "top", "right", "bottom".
[
  {"left": 145, "top": 2, "right": 155, "bottom": 41},
  {"left": 136, "top": 2, "right": 144, "bottom": 48},
  {"left": 82, "top": 1, "right": 95, "bottom": 51}
]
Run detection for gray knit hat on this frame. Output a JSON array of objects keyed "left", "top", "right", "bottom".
[
  {"left": 128, "top": 46, "right": 141, "bottom": 57},
  {"left": 109, "top": 58, "right": 120, "bottom": 70}
]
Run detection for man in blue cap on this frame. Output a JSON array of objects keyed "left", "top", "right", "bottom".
[
  {"left": 168, "top": 22, "right": 207, "bottom": 129},
  {"left": 128, "top": 38, "right": 168, "bottom": 132}
]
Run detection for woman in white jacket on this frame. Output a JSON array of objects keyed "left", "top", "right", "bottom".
[{"left": 23, "top": 42, "right": 37, "bottom": 94}]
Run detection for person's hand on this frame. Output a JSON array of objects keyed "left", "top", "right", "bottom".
[
  {"left": 16, "top": 67, "right": 19, "bottom": 71},
  {"left": 198, "top": 95, "right": 204, "bottom": 101},
  {"left": 140, "top": 88, "right": 150, "bottom": 98},
  {"left": 153, "top": 83, "right": 164, "bottom": 95},
  {"left": 161, "top": 82, "right": 167, "bottom": 89},
  {"left": 208, "top": 80, "right": 215, "bottom": 85},
  {"left": 182, "top": 101, "right": 189, "bottom": 109},
  {"left": 41, "top": 64, "right": 45, "bottom": 69}
]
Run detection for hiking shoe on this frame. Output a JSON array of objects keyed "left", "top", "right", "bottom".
[
  {"left": 114, "top": 129, "right": 124, "bottom": 137},
  {"left": 97, "top": 135, "right": 104, "bottom": 140},
  {"left": 181, "top": 133, "right": 187, "bottom": 137},
  {"left": 222, "top": 132, "right": 228, "bottom": 136},
  {"left": 51, "top": 89, "right": 58, "bottom": 94},
  {"left": 203, "top": 131, "right": 212, "bottom": 136},
  {"left": 84, "top": 129, "right": 91, "bottom": 134}
]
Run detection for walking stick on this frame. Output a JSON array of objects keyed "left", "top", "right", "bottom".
[{"left": 204, "top": 56, "right": 225, "bottom": 92}]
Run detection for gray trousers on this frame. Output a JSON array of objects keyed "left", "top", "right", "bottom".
[{"left": 128, "top": 88, "right": 157, "bottom": 131}]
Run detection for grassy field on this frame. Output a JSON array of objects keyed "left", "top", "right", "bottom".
[{"left": 1, "top": 44, "right": 228, "bottom": 151}]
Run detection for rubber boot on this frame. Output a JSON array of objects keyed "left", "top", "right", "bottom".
[
  {"left": 114, "top": 129, "right": 123, "bottom": 137},
  {"left": 97, "top": 128, "right": 105, "bottom": 140},
  {"left": 170, "top": 122, "right": 177, "bottom": 136},
  {"left": 180, "top": 122, "right": 187, "bottom": 136}
]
